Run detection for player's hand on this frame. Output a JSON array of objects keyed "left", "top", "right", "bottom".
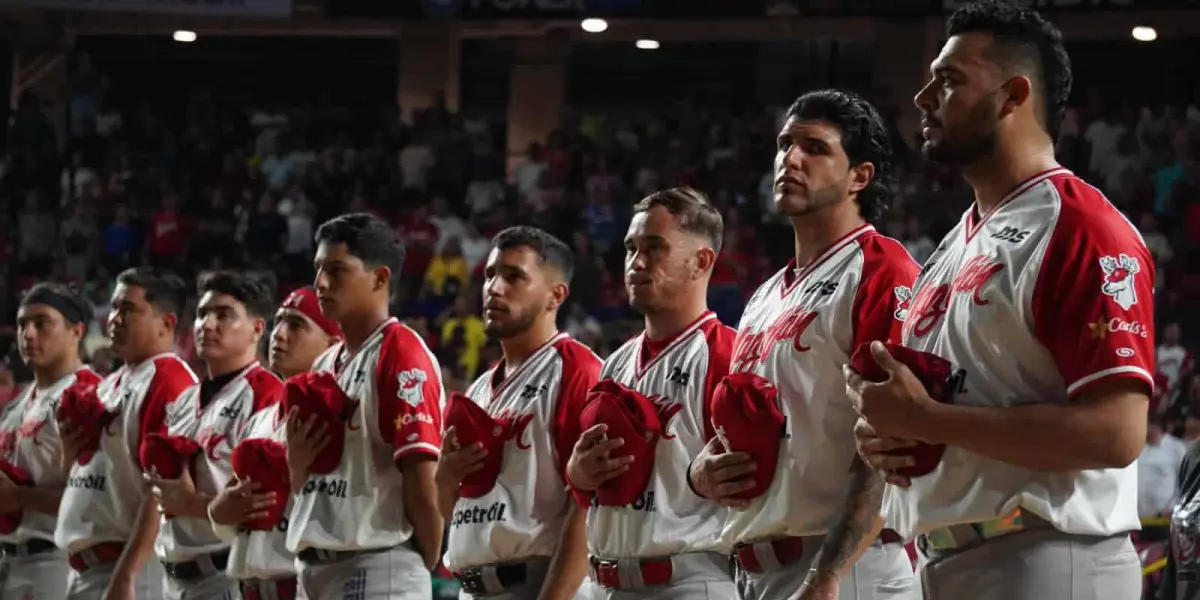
[
  {"left": 688, "top": 437, "right": 755, "bottom": 510},
  {"left": 565, "top": 424, "right": 633, "bottom": 492},
  {"left": 844, "top": 342, "right": 935, "bottom": 441},
  {"left": 790, "top": 572, "right": 840, "bottom": 600},
  {"left": 853, "top": 418, "right": 915, "bottom": 488},
  {"left": 58, "top": 418, "right": 86, "bottom": 466},
  {"left": 435, "top": 426, "right": 487, "bottom": 489},
  {"left": 0, "top": 472, "right": 19, "bottom": 513},
  {"left": 208, "top": 476, "right": 277, "bottom": 526},
  {"left": 285, "top": 407, "right": 330, "bottom": 483},
  {"left": 145, "top": 467, "right": 203, "bottom": 516}
]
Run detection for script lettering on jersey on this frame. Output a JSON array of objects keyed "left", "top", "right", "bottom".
[
  {"left": 217, "top": 402, "right": 242, "bottom": 420},
  {"left": 732, "top": 308, "right": 820, "bottom": 371},
  {"left": 301, "top": 477, "right": 349, "bottom": 498},
  {"left": 1088, "top": 318, "right": 1150, "bottom": 339},
  {"left": 647, "top": 395, "right": 684, "bottom": 440},
  {"left": 67, "top": 474, "right": 107, "bottom": 490},
  {"left": 491, "top": 409, "right": 535, "bottom": 450},
  {"left": 238, "top": 516, "right": 288, "bottom": 535},
  {"left": 591, "top": 489, "right": 657, "bottom": 513},
  {"left": 451, "top": 501, "right": 508, "bottom": 527},
  {"left": 905, "top": 256, "right": 1004, "bottom": 339},
  {"left": 990, "top": 226, "right": 1031, "bottom": 244},
  {"left": 802, "top": 280, "right": 839, "bottom": 297},
  {"left": 198, "top": 427, "right": 229, "bottom": 462}
]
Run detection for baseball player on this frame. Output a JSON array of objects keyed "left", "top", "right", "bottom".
[
  {"left": 850, "top": 2, "right": 1153, "bottom": 598},
  {"left": 144, "top": 271, "right": 283, "bottom": 599},
  {"left": 0, "top": 283, "right": 100, "bottom": 599},
  {"left": 56, "top": 267, "right": 199, "bottom": 600},
  {"left": 208, "top": 287, "right": 341, "bottom": 600},
  {"left": 438, "top": 226, "right": 600, "bottom": 600},
  {"left": 689, "top": 89, "right": 919, "bottom": 600},
  {"left": 565, "top": 187, "right": 737, "bottom": 599},
  {"left": 285, "top": 213, "right": 445, "bottom": 600}
]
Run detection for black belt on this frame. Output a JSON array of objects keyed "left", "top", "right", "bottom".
[
  {"left": 162, "top": 549, "right": 230, "bottom": 581},
  {"left": 0, "top": 538, "right": 57, "bottom": 557},
  {"left": 297, "top": 545, "right": 393, "bottom": 565},
  {"left": 456, "top": 562, "right": 528, "bottom": 596}
]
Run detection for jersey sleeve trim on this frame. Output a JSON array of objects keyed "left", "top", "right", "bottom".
[
  {"left": 1066, "top": 366, "right": 1155, "bottom": 397},
  {"left": 393, "top": 441, "right": 440, "bottom": 460}
]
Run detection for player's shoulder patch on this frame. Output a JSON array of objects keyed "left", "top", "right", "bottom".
[
  {"left": 396, "top": 368, "right": 429, "bottom": 408},
  {"left": 893, "top": 285, "right": 914, "bottom": 321}
]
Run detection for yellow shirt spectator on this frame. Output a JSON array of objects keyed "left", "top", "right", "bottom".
[
  {"left": 424, "top": 254, "right": 468, "bottom": 297},
  {"left": 441, "top": 315, "right": 487, "bottom": 380}
]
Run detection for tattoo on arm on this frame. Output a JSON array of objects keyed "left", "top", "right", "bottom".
[{"left": 814, "top": 456, "right": 886, "bottom": 576}]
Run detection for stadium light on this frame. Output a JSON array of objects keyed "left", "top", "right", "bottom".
[
  {"left": 1132, "top": 26, "right": 1157, "bottom": 42},
  {"left": 581, "top": 18, "right": 608, "bottom": 33},
  {"left": 173, "top": 30, "right": 197, "bottom": 43},
  {"left": 635, "top": 39, "right": 660, "bottom": 50}
]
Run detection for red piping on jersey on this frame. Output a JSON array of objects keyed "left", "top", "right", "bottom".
[
  {"left": 488, "top": 331, "right": 569, "bottom": 397},
  {"left": 633, "top": 311, "right": 718, "bottom": 379},
  {"left": 331, "top": 317, "right": 398, "bottom": 376},
  {"left": 964, "top": 167, "right": 1072, "bottom": 242},
  {"left": 780, "top": 224, "right": 875, "bottom": 298}
]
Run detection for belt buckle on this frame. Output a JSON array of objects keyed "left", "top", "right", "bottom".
[
  {"left": 593, "top": 560, "right": 620, "bottom": 588},
  {"left": 457, "top": 568, "right": 484, "bottom": 595}
]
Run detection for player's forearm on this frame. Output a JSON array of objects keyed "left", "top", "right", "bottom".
[
  {"left": 113, "top": 496, "right": 161, "bottom": 581},
  {"left": 288, "top": 464, "right": 310, "bottom": 494},
  {"left": 436, "top": 481, "right": 460, "bottom": 522},
  {"left": 537, "top": 502, "right": 590, "bottom": 600},
  {"left": 401, "top": 456, "right": 443, "bottom": 570},
  {"left": 813, "top": 457, "right": 885, "bottom": 578},
  {"left": 915, "top": 396, "right": 1143, "bottom": 471},
  {"left": 16, "top": 486, "right": 63, "bottom": 515},
  {"left": 176, "top": 491, "right": 214, "bottom": 519}
]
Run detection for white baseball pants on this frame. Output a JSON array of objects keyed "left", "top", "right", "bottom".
[
  {"left": 588, "top": 551, "right": 737, "bottom": 600},
  {"left": 296, "top": 544, "right": 430, "bottom": 600},
  {"left": 0, "top": 549, "right": 72, "bottom": 599},
  {"left": 735, "top": 538, "right": 917, "bottom": 600},
  {"left": 66, "top": 558, "right": 166, "bottom": 600},
  {"left": 164, "top": 570, "right": 239, "bottom": 600}
]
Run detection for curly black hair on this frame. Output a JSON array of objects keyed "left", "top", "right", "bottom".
[
  {"left": 946, "top": 0, "right": 1073, "bottom": 140},
  {"left": 784, "top": 89, "right": 893, "bottom": 223}
]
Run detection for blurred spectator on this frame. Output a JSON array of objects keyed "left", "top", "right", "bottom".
[
  {"left": 423, "top": 239, "right": 469, "bottom": 302},
  {"left": 0, "top": 364, "right": 17, "bottom": 408},
  {"left": 1138, "top": 416, "right": 1187, "bottom": 518},
  {"left": 438, "top": 295, "right": 486, "bottom": 381},
  {"left": 17, "top": 191, "right": 56, "bottom": 275},
  {"left": 1158, "top": 323, "right": 1192, "bottom": 408},
  {"left": 60, "top": 202, "right": 100, "bottom": 281},
  {"left": 902, "top": 216, "right": 936, "bottom": 265},
  {"left": 145, "top": 193, "right": 187, "bottom": 267}
]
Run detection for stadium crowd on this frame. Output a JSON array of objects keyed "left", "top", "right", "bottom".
[{"left": 2, "top": 55, "right": 1200, "bottom": 442}]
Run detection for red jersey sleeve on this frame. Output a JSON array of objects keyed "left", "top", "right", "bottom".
[
  {"left": 549, "top": 339, "right": 602, "bottom": 485},
  {"left": 138, "top": 356, "right": 198, "bottom": 452},
  {"left": 1033, "top": 177, "right": 1157, "bottom": 399},
  {"left": 851, "top": 234, "right": 921, "bottom": 350},
  {"left": 244, "top": 366, "right": 284, "bottom": 414},
  {"left": 702, "top": 322, "right": 736, "bottom": 442},
  {"left": 376, "top": 323, "right": 445, "bottom": 462}
]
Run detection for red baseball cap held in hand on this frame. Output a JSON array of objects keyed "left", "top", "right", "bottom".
[
  {"left": 0, "top": 460, "right": 31, "bottom": 533},
  {"left": 56, "top": 380, "right": 118, "bottom": 465},
  {"left": 281, "top": 371, "right": 356, "bottom": 475},
  {"left": 231, "top": 439, "right": 290, "bottom": 530},
  {"left": 578, "top": 380, "right": 663, "bottom": 506},
  {"left": 443, "top": 392, "right": 509, "bottom": 498},
  {"left": 710, "top": 372, "right": 786, "bottom": 500},
  {"left": 849, "top": 341, "right": 955, "bottom": 478},
  {"left": 139, "top": 433, "right": 202, "bottom": 519}
]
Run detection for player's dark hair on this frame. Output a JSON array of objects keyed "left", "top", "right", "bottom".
[
  {"left": 946, "top": 0, "right": 1072, "bottom": 139},
  {"left": 116, "top": 267, "right": 187, "bottom": 318},
  {"left": 491, "top": 226, "right": 576, "bottom": 284},
  {"left": 197, "top": 270, "right": 274, "bottom": 319},
  {"left": 632, "top": 187, "right": 724, "bottom": 252},
  {"left": 785, "top": 89, "right": 893, "bottom": 223},
  {"left": 314, "top": 213, "right": 405, "bottom": 290},
  {"left": 20, "top": 282, "right": 93, "bottom": 330}
]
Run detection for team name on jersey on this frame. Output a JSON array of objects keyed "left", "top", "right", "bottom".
[
  {"left": 648, "top": 395, "right": 684, "bottom": 440},
  {"left": 590, "top": 489, "right": 657, "bottom": 513},
  {"left": 238, "top": 517, "right": 288, "bottom": 535},
  {"left": 67, "top": 473, "right": 107, "bottom": 490},
  {"left": 731, "top": 307, "right": 819, "bottom": 371},
  {"left": 452, "top": 501, "right": 509, "bottom": 527},
  {"left": 490, "top": 409, "right": 536, "bottom": 449},
  {"left": 197, "top": 427, "right": 229, "bottom": 462},
  {"left": 905, "top": 255, "right": 1005, "bottom": 339},
  {"left": 300, "top": 477, "right": 348, "bottom": 498}
]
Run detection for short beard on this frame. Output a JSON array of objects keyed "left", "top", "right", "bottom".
[
  {"left": 484, "top": 307, "right": 540, "bottom": 339},
  {"left": 921, "top": 100, "right": 999, "bottom": 166},
  {"left": 781, "top": 181, "right": 846, "bottom": 218}
]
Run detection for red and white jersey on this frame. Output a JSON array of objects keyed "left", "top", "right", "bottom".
[
  {"left": 56, "top": 353, "right": 198, "bottom": 551},
  {"left": 723, "top": 225, "right": 919, "bottom": 544},
  {"left": 214, "top": 403, "right": 295, "bottom": 581},
  {"left": 443, "top": 333, "right": 601, "bottom": 571},
  {"left": 0, "top": 367, "right": 101, "bottom": 544},
  {"left": 586, "top": 312, "right": 735, "bottom": 559},
  {"left": 157, "top": 362, "right": 281, "bottom": 562},
  {"left": 287, "top": 318, "right": 445, "bottom": 552},
  {"left": 882, "top": 168, "right": 1156, "bottom": 539}
]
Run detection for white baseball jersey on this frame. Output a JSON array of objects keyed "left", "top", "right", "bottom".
[
  {"left": 156, "top": 362, "right": 281, "bottom": 562},
  {"left": 881, "top": 167, "right": 1156, "bottom": 539},
  {"left": 722, "top": 224, "right": 919, "bottom": 544},
  {"left": 213, "top": 403, "right": 295, "bottom": 580},
  {"left": 287, "top": 317, "right": 445, "bottom": 553},
  {"left": 56, "top": 353, "right": 198, "bottom": 551},
  {"left": 0, "top": 367, "right": 101, "bottom": 544},
  {"left": 443, "top": 333, "right": 601, "bottom": 571},
  {"left": 586, "top": 312, "right": 735, "bottom": 559}
]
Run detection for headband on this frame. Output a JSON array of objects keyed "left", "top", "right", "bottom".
[
  {"left": 22, "top": 287, "right": 87, "bottom": 325},
  {"left": 280, "top": 288, "right": 342, "bottom": 339}
]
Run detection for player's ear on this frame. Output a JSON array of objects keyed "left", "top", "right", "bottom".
[
  {"left": 693, "top": 246, "right": 717, "bottom": 279},
  {"left": 848, "top": 161, "right": 874, "bottom": 195},
  {"left": 548, "top": 282, "right": 570, "bottom": 312},
  {"left": 999, "top": 75, "right": 1032, "bottom": 119},
  {"left": 372, "top": 265, "right": 391, "bottom": 294},
  {"left": 252, "top": 317, "right": 266, "bottom": 340}
]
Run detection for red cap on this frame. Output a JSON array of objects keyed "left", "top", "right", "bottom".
[
  {"left": 578, "top": 380, "right": 662, "bottom": 506},
  {"left": 139, "top": 433, "right": 201, "bottom": 479},
  {"left": 281, "top": 371, "right": 356, "bottom": 475},
  {"left": 231, "top": 439, "right": 290, "bottom": 530},
  {"left": 280, "top": 287, "right": 342, "bottom": 339},
  {"left": 56, "top": 380, "right": 118, "bottom": 466},
  {"left": 0, "top": 460, "right": 31, "bottom": 534},
  {"left": 849, "top": 342, "right": 954, "bottom": 478},
  {"left": 444, "top": 392, "right": 508, "bottom": 498},
  {"left": 710, "top": 372, "right": 785, "bottom": 500}
]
